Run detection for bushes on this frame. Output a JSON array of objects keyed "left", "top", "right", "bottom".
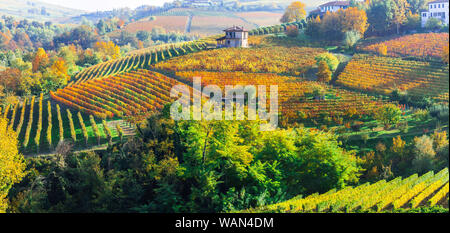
[
  {"left": 56, "top": 104, "right": 64, "bottom": 143},
  {"left": 285, "top": 25, "right": 299, "bottom": 37},
  {"left": 78, "top": 112, "right": 88, "bottom": 146},
  {"left": 46, "top": 101, "right": 52, "bottom": 149},
  {"left": 23, "top": 96, "right": 36, "bottom": 148},
  {"left": 102, "top": 119, "right": 112, "bottom": 146},
  {"left": 343, "top": 30, "right": 361, "bottom": 48},
  {"left": 412, "top": 135, "right": 436, "bottom": 173},
  {"left": 315, "top": 53, "right": 339, "bottom": 71},
  {"left": 90, "top": 115, "right": 101, "bottom": 145},
  {"left": 8, "top": 103, "right": 18, "bottom": 130},
  {"left": 34, "top": 93, "right": 43, "bottom": 152},
  {"left": 374, "top": 104, "right": 402, "bottom": 129},
  {"left": 66, "top": 109, "right": 76, "bottom": 142},
  {"left": 116, "top": 124, "right": 123, "bottom": 142},
  {"left": 316, "top": 60, "right": 332, "bottom": 83},
  {"left": 412, "top": 109, "right": 429, "bottom": 122},
  {"left": 429, "top": 104, "right": 449, "bottom": 122},
  {"left": 15, "top": 98, "right": 27, "bottom": 136}
]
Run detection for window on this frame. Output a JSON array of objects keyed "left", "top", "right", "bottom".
[{"left": 423, "top": 13, "right": 427, "bottom": 17}]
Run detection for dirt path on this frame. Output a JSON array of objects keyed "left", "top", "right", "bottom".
[{"left": 185, "top": 13, "right": 193, "bottom": 33}]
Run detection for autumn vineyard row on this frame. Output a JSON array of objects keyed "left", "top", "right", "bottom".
[
  {"left": 175, "top": 71, "right": 392, "bottom": 122},
  {"left": 245, "top": 168, "right": 449, "bottom": 213},
  {"left": 154, "top": 46, "right": 326, "bottom": 75},
  {"left": 358, "top": 33, "right": 449, "bottom": 60},
  {"left": 52, "top": 69, "right": 203, "bottom": 119},
  {"left": 71, "top": 40, "right": 210, "bottom": 84},
  {"left": 336, "top": 54, "right": 449, "bottom": 102},
  {"left": 1, "top": 97, "right": 124, "bottom": 153}
]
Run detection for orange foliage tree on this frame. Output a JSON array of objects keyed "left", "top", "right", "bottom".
[
  {"left": 94, "top": 41, "right": 121, "bottom": 60},
  {"left": 280, "top": 1, "right": 307, "bottom": 23},
  {"left": 32, "top": 48, "right": 49, "bottom": 72},
  {"left": 442, "top": 44, "right": 449, "bottom": 64}
]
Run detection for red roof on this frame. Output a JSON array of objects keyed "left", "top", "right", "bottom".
[
  {"left": 223, "top": 26, "right": 248, "bottom": 32},
  {"left": 319, "top": 1, "right": 350, "bottom": 7}
]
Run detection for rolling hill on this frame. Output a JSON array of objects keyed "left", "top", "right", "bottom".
[{"left": 0, "top": 0, "right": 85, "bottom": 22}]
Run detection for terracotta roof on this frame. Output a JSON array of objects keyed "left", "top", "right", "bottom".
[
  {"left": 224, "top": 26, "right": 248, "bottom": 32},
  {"left": 319, "top": 1, "right": 350, "bottom": 7},
  {"left": 428, "top": 0, "right": 448, "bottom": 4}
]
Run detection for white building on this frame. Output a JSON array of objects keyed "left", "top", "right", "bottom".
[
  {"left": 421, "top": 0, "right": 449, "bottom": 27},
  {"left": 319, "top": 1, "right": 350, "bottom": 13},
  {"left": 216, "top": 26, "right": 249, "bottom": 48},
  {"left": 309, "top": 1, "right": 351, "bottom": 18}
]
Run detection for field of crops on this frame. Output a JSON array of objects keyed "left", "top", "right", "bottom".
[
  {"left": 190, "top": 16, "right": 256, "bottom": 36},
  {"left": 154, "top": 46, "right": 325, "bottom": 76},
  {"left": 175, "top": 71, "right": 390, "bottom": 121},
  {"left": 52, "top": 70, "right": 203, "bottom": 119},
  {"left": 71, "top": 40, "right": 208, "bottom": 84},
  {"left": 1, "top": 94, "right": 123, "bottom": 154},
  {"left": 244, "top": 168, "right": 449, "bottom": 213},
  {"left": 123, "top": 16, "right": 189, "bottom": 33},
  {"left": 336, "top": 54, "right": 449, "bottom": 102},
  {"left": 358, "top": 33, "right": 449, "bottom": 60},
  {"left": 235, "top": 11, "right": 283, "bottom": 27}
]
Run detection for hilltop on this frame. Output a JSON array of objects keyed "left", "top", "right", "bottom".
[{"left": 0, "top": 0, "right": 85, "bottom": 22}]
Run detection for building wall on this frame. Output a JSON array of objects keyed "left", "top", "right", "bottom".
[
  {"left": 225, "top": 31, "right": 248, "bottom": 39},
  {"left": 319, "top": 5, "right": 348, "bottom": 13},
  {"left": 223, "top": 31, "right": 248, "bottom": 48},
  {"left": 421, "top": 2, "right": 449, "bottom": 27}
]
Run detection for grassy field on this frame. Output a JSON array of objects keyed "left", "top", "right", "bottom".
[{"left": 0, "top": 0, "right": 84, "bottom": 22}]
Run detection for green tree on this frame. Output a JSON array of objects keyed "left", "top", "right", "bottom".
[
  {"left": 0, "top": 116, "right": 26, "bottom": 212},
  {"left": 374, "top": 104, "right": 402, "bottom": 128},
  {"left": 315, "top": 53, "right": 339, "bottom": 71},
  {"left": 343, "top": 30, "right": 362, "bottom": 48},
  {"left": 316, "top": 60, "right": 332, "bottom": 83},
  {"left": 425, "top": 17, "right": 443, "bottom": 31}
]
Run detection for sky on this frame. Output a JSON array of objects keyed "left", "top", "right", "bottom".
[{"left": 39, "top": 0, "right": 174, "bottom": 12}]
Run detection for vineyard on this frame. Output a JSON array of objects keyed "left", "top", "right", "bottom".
[
  {"left": 190, "top": 16, "right": 256, "bottom": 36},
  {"left": 71, "top": 40, "right": 210, "bottom": 84},
  {"left": 122, "top": 16, "right": 189, "bottom": 33},
  {"left": 245, "top": 168, "right": 449, "bottom": 213},
  {"left": 154, "top": 46, "right": 325, "bottom": 75},
  {"left": 234, "top": 11, "right": 283, "bottom": 27},
  {"left": 1, "top": 96, "right": 125, "bottom": 154},
  {"left": 358, "top": 33, "right": 449, "bottom": 60},
  {"left": 51, "top": 69, "right": 203, "bottom": 119},
  {"left": 175, "top": 71, "right": 391, "bottom": 121},
  {"left": 336, "top": 54, "right": 449, "bottom": 102}
]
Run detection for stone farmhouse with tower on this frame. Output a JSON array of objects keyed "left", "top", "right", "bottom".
[{"left": 216, "top": 26, "right": 249, "bottom": 48}]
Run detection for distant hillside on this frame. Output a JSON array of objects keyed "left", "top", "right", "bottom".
[
  {"left": 63, "top": 0, "right": 329, "bottom": 24},
  {"left": 0, "top": 0, "right": 85, "bottom": 22}
]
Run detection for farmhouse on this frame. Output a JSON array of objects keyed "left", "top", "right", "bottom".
[
  {"left": 308, "top": 1, "right": 350, "bottom": 18},
  {"left": 421, "top": 0, "right": 449, "bottom": 27},
  {"left": 216, "top": 26, "right": 249, "bottom": 48}
]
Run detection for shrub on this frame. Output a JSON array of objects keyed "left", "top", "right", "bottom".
[
  {"left": 412, "top": 135, "right": 436, "bottom": 173},
  {"left": 425, "top": 18, "right": 443, "bottom": 31},
  {"left": 316, "top": 60, "right": 332, "bottom": 83},
  {"left": 343, "top": 30, "right": 361, "bottom": 48},
  {"left": 285, "top": 25, "right": 299, "bottom": 37},
  {"left": 315, "top": 53, "right": 339, "bottom": 71}
]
